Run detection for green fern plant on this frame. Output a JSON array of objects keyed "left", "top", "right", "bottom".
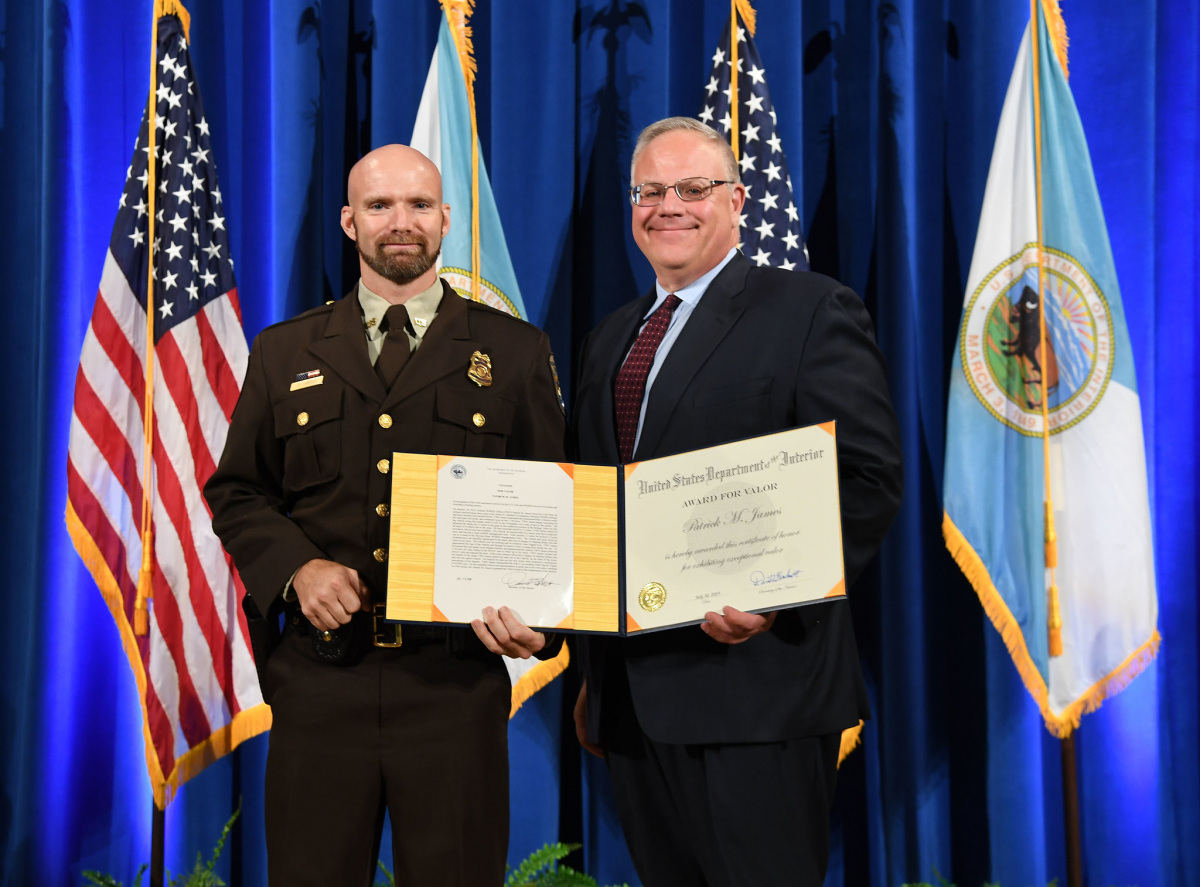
[
  {"left": 505, "top": 842, "right": 595, "bottom": 887},
  {"left": 373, "top": 859, "right": 396, "bottom": 887},
  {"left": 81, "top": 803, "right": 240, "bottom": 887},
  {"left": 81, "top": 867, "right": 147, "bottom": 887},
  {"left": 374, "top": 842, "right": 631, "bottom": 887}
]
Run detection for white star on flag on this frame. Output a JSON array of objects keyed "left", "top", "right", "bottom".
[{"left": 697, "top": 12, "right": 809, "bottom": 272}]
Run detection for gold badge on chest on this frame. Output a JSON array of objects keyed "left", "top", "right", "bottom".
[{"left": 467, "top": 351, "right": 493, "bottom": 388}]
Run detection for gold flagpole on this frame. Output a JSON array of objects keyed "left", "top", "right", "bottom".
[
  {"left": 1028, "top": 0, "right": 1062, "bottom": 659},
  {"left": 134, "top": 3, "right": 164, "bottom": 637},
  {"left": 134, "top": 0, "right": 194, "bottom": 637},
  {"left": 441, "top": 0, "right": 482, "bottom": 302},
  {"left": 1030, "top": 9, "right": 1081, "bottom": 886},
  {"left": 729, "top": 0, "right": 739, "bottom": 162},
  {"left": 728, "top": 0, "right": 759, "bottom": 164}
]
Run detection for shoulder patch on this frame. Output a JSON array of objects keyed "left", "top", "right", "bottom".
[{"left": 548, "top": 353, "right": 566, "bottom": 414}]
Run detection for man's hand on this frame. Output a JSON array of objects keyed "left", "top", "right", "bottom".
[
  {"left": 574, "top": 681, "right": 604, "bottom": 759},
  {"left": 700, "top": 606, "right": 777, "bottom": 644},
  {"left": 472, "top": 606, "right": 546, "bottom": 659},
  {"left": 292, "top": 559, "right": 371, "bottom": 631}
]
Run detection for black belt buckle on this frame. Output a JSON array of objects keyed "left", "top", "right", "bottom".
[{"left": 373, "top": 603, "right": 402, "bottom": 648}]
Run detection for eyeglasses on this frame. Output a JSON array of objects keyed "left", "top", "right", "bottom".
[{"left": 628, "top": 177, "right": 735, "bottom": 207}]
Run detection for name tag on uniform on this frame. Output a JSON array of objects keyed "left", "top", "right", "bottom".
[{"left": 290, "top": 370, "right": 324, "bottom": 391}]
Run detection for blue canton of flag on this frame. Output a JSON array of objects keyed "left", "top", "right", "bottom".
[
  {"left": 698, "top": 14, "right": 809, "bottom": 271},
  {"left": 114, "top": 24, "right": 235, "bottom": 336}
]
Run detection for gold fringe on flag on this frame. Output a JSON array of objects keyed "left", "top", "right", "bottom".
[
  {"left": 838, "top": 721, "right": 864, "bottom": 767},
  {"left": 155, "top": 0, "right": 191, "bottom": 37},
  {"left": 943, "top": 512, "right": 1160, "bottom": 738},
  {"left": 439, "top": 0, "right": 482, "bottom": 302},
  {"left": 67, "top": 501, "right": 273, "bottom": 808},
  {"left": 734, "top": 0, "right": 757, "bottom": 36},
  {"left": 1039, "top": 0, "right": 1069, "bottom": 78},
  {"left": 509, "top": 643, "right": 571, "bottom": 718}
]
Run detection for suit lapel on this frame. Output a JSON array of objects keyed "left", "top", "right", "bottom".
[
  {"left": 385, "top": 280, "right": 476, "bottom": 408},
  {"left": 308, "top": 293, "right": 384, "bottom": 402},
  {"left": 635, "top": 254, "right": 750, "bottom": 459}
]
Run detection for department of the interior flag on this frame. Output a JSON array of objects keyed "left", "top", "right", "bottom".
[
  {"left": 409, "top": 2, "right": 565, "bottom": 712},
  {"left": 410, "top": 7, "right": 527, "bottom": 319},
  {"left": 942, "top": 1, "right": 1158, "bottom": 736}
]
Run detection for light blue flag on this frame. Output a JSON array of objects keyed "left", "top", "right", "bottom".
[
  {"left": 409, "top": 6, "right": 565, "bottom": 708},
  {"left": 411, "top": 14, "right": 526, "bottom": 319},
  {"left": 942, "top": 2, "right": 1158, "bottom": 737}
]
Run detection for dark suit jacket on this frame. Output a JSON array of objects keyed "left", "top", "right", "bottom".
[
  {"left": 204, "top": 281, "right": 568, "bottom": 634},
  {"left": 573, "top": 253, "right": 902, "bottom": 745}
]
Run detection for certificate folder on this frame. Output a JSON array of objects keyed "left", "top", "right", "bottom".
[{"left": 386, "top": 422, "right": 845, "bottom": 635}]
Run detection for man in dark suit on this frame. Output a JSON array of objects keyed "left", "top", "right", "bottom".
[
  {"left": 572, "top": 118, "right": 902, "bottom": 886},
  {"left": 204, "top": 144, "right": 567, "bottom": 886}
]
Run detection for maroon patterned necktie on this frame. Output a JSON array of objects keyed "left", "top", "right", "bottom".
[
  {"left": 614, "top": 294, "right": 682, "bottom": 462},
  {"left": 375, "top": 304, "right": 411, "bottom": 389}
]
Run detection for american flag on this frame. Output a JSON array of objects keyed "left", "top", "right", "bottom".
[
  {"left": 698, "top": 12, "right": 810, "bottom": 271},
  {"left": 65, "top": 11, "right": 267, "bottom": 808}
]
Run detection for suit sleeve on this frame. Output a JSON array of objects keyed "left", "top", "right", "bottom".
[
  {"left": 203, "top": 335, "right": 326, "bottom": 616},
  {"left": 796, "top": 286, "right": 903, "bottom": 585}
]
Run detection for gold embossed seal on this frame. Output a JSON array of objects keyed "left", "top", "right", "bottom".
[
  {"left": 637, "top": 582, "right": 667, "bottom": 612},
  {"left": 467, "top": 351, "right": 493, "bottom": 387}
]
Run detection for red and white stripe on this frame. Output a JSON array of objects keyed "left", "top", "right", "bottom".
[{"left": 67, "top": 249, "right": 260, "bottom": 787}]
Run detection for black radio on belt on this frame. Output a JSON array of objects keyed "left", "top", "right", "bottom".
[{"left": 303, "top": 613, "right": 370, "bottom": 664}]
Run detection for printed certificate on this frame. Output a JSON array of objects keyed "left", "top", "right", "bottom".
[
  {"left": 385, "top": 422, "right": 844, "bottom": 634},
  {"left": 386, "top": 456, "right": 620, "bottom": 631},
  {"left": 622, "top": 422, "right": 844, "bottom": 631}
]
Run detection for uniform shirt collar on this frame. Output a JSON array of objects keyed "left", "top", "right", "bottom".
[{"left": 357, "top": 277, "right": 444, "bottom": 343}]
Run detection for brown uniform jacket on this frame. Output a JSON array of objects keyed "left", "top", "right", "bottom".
[{"left": 204, "top": 281, "right": 568, "bottom": 628}]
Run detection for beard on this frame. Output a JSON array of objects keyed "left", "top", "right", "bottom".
[{"left": 359, "top": 234, "right": 441, "bottom": 285}]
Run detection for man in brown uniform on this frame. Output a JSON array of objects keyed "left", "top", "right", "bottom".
[{"left": 204, "top": 145, "right": 567, "bottom": 886}]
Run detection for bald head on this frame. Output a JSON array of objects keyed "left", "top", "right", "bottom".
[
  {"left": 346, "top": 144, "right": 442, "bottom": 206},
  {"left": 341, "top": 144, "right": 451, "bottom": 301}
]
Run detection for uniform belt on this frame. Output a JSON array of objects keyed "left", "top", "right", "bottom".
[
  {"left": 287, "top": 604, "right": 448, "bottom": 652},
  {"left": 369, "top": 603, "right": 448, "bottom": 647}
]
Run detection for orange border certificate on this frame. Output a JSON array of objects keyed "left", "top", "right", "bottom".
[{"left": 385, "top": 423, "right": 845, "bottom": 635}]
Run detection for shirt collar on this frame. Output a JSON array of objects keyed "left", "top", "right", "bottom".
[
  {"left": 651, "top": 247, "right": 739, "bottom": 315},
  {"left": 357, "top": 277, "right": 445, "bottom": 339}
]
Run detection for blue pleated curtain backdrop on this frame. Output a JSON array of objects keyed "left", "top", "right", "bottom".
[{"left": 1, "top": 1, "right": 1196, "bottom": 885}]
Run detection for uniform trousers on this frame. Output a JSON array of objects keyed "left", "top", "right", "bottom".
[
  {"left": 262, "top": 625, "right": 511, "bottom": 886},
  {"left": 602, "top": 662, "right": 840, "bottom": 887}
]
